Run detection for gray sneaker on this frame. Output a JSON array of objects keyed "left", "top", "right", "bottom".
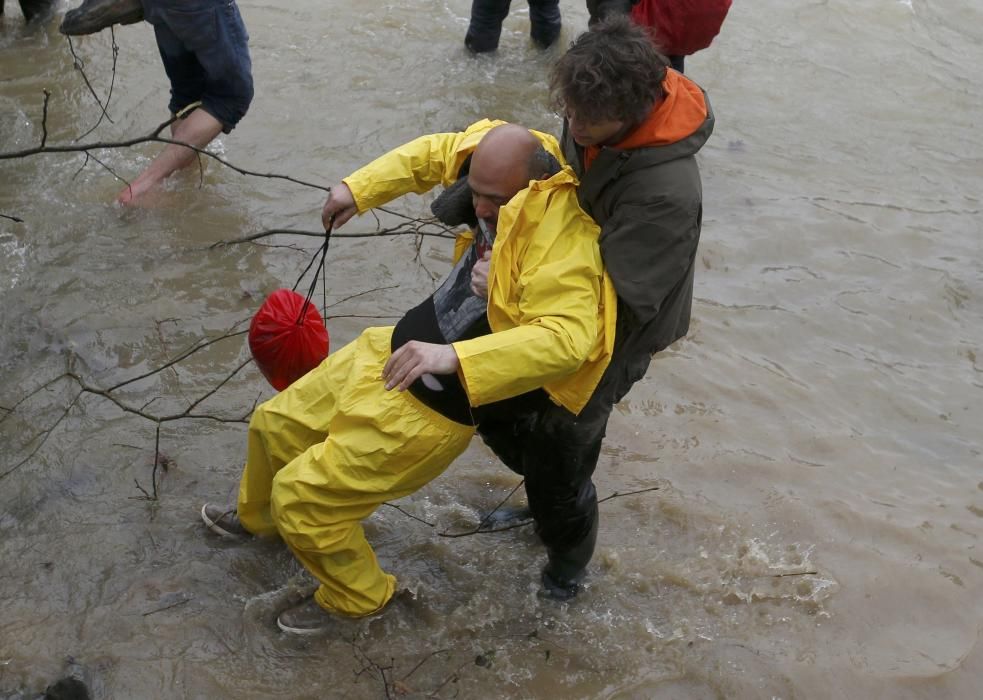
[
  {"left": 276, "top": 598, "right": 338, "bottom": 636},
  {"left": 200, "top": 503, "right": 250, "bottom": 539}
]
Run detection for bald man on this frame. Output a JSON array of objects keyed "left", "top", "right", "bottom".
[{"left": 201, "top": 121, "right": 616, "bottom": 634}]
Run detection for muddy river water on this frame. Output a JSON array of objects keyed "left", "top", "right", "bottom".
[{"left": 1, "top": 0, "right": 981, "bottom": 697}]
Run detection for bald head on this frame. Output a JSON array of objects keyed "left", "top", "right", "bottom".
[{"left": 469, "top": 125, "right": 549, "bottom": 232}]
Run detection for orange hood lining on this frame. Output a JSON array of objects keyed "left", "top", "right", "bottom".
[{"left": 585, "top": 70, "right": 708, "bottom": 168}]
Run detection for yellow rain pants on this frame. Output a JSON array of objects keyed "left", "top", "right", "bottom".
[{"left": 236, "top": 326, "right": 475, "bottom": 617}]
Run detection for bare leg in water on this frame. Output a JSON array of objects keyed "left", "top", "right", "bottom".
[{"left": 117, "top": 108, "right": 223, "bottom": 205}]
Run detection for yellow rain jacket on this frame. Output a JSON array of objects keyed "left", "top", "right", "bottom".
[{"left": 344, "top": 119, "right": 617, "bottom": 414}]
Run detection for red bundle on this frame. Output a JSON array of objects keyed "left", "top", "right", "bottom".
[
  {"left": 631, "top": 0, "right": 732, "bottom": 57},
  {"left": 248, "top": 289, "right": 330, "bottom": 391}
]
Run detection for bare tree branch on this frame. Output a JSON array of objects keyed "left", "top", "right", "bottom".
[
  {"left": 1, "top": 96, "right": 330, "bottom": 192},
  {"left": 438, "top": 481, "right": 526, "bottom": 538},
  {"left": 74, "top": 26, "right": 121, "bottom": 142},
  {"left": 40, "top": 89, "right": 51, "bottom": 148},
  {"left": 67, "top": 35, "right": 115, "bottom": 127},
  {"left": 210, "top": 226, "right": 455, "bottom": 249}
]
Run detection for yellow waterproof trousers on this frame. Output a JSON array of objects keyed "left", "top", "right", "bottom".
[{"left": 237, "top": 326, "right": 475, "bottom": 617}]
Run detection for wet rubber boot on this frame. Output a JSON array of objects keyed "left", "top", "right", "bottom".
[
  {"left": 59, "top": 0, "right": 144, "bottom": 36},
  {"left": 528, "top": 0, "right": 561, "bottom": 49},
  {"left": 18, "top": 0, "right": 58, "bottom": 23},
  {"left": 539, "top": 515, "right": 598, "bottom": 601},
  {"left": 465, "top": 0, "right": 511, "bottom": 53}
]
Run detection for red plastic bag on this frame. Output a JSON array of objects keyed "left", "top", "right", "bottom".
[
  {"left": 248, "top": 289, "right": 330, "bottom": 391},
  {"left": 631, "top": 0, "right": 732, "bottom": 57}
]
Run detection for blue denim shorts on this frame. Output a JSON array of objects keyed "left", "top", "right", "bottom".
[{"left": 142, "top": 0, "right": 254, "bottom": 132}]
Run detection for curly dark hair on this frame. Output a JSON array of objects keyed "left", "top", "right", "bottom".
[{"left": 550, "top": 15, "right": 668, "bottom": 126}]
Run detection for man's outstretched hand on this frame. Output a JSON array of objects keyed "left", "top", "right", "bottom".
[
  {"left": 382, "top": 341, "right": 461, "bottom": 391},
  {"left": 322, "top": 183, "right": 358, "bottom": 230}
]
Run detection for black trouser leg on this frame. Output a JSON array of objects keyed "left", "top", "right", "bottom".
[
  {"left": 528, "top": 0, "right": 561, "bottom": 48},
  {"left": 477, "top": 390, "right": 552, "bottom": 477},
  {"left": 523, "top": 399, "right": 611, "bottom": 579},
  {"left": 478, "top": 391, "right": 612, "bottom": 590},
  {"left": 19, "top": 0, "right": 57, "bottom": 22},
  {"left": 465, "top": 0, "right": 512, "bottom": 53},
  {"left": 669, "top": 54, "right": 685, "bottom": 73}
]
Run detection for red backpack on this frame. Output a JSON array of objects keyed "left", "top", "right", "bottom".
[{"left": 631, "top": 0, "right": 732, "bottom": 56}]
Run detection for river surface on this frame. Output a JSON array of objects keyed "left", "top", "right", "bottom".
[{"left": 1, "top": 1, "right": 981, "bottom": 697}]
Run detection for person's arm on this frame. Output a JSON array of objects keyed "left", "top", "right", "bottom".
[
  {"left": 322, "top": 120, "right": 505, "bottom": 231},
  {"left": 600, "top": 188, "right": 701, "bottom": 325}
]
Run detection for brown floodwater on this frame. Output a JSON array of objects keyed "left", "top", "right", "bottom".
[{"left": 1, "top": 0, "right": 981, "bottom": 697}]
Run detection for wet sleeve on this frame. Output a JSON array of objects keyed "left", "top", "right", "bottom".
[
  {"left": 342, "top": 132, "right": 467, "bottom": 212},
  {"left": 342, "top": 120, "right": 503, "bottom": 214}
]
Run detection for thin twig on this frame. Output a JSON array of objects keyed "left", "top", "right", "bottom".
[
  {"left": 40, "top": 89, "right": 51, "bottom": 148},
  {"left": 2, "top": 103, "right": 330, "bottom": 192},
  {"left": 67, "top": 36, "right": 114, "bottom": 126},
  {"left": 183, "top": 358, "right": 253, "bottom": 414},
  {"left": 427, "top": 658, "right": 473, "bottom": 698},
  {"left": 402, "top": 649, "right": 451, "bottom": 682},
  {"left": 210, "top": 227, "right": 455, "bottom": 249},
  {"left": 1, "top": 213, "right": 24, "bottom": 223},
  {"left": 72, "top": 152, "right": 91, "bottom": 180},
  {"left": 400, "top": 484, "right": 663, "bottom": 538},
  {"left": 80, "top": 149, "right": 130, "bottom": 188},
  {"left": 768, "top": 570, "right": 818, "bottom": 578},
  {"left": 151, "top": 421, "right": 162, "bottom": 500},
  {"left": 131, "top": 477, "right": 153, "bottom": 501},
  {"left": 438, "top": 481, "right": 526, "bottom": 538},
  {"left": 75, "top": 26, "right": 120, "bottom": 141},
  {"left": 0, "top": 387, "right": 83, "bottom": 481},
  {"left": 109, "top": 327, "right": 248, "bottom": 392},
  {"left": 142, "top": 597, "right": 191, "bottom": 616},
  {"left": 382, "top": 503, "right": 436, "bottom": 527},
  {"left": 597, "top": 485, "right": 661, "bottom": 504}
]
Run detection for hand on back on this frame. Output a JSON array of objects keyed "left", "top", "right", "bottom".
[{"left": 382, "top": 341, "right": 461, "bottom": 392}]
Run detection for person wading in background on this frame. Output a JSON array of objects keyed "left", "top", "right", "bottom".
[
  {"left": 116, "top": 0, "right": 254, "bottom": 204},
  {"left": 60, "top": 0, "right": 255, "bottom": 205},
  {"left": 464, "top": 0, "right": 563, "bottom": 53}
]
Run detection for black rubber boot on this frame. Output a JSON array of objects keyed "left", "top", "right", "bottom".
[
  {"left": 464, "top": 0, "right": 511, "bottom": 53},
  {"left": 539, "top": 514, "right": 598, "bottom": 601},
  {"left": 18, "top": 0, "right": 58, "bottom": 23},
  {"left": 59, "top": 0, "right": 144, "bottom": 36},
  {"left": 528, "top": 0, "right": 561, "bottom": 49}
]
